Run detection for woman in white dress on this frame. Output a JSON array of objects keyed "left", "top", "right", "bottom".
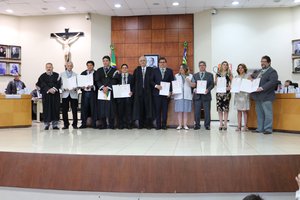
[
  {"left": 234, "top": 63, "right": 250, "bottom": 131},
  {"left": 173, "top": 64, "right": 194, "bottom": 130}
]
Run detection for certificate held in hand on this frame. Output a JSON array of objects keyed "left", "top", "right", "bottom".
[
  {"left": 230, "top": 78, "right": 242, "bottom": 93},
  {"left": 159, "top": 81, "right": 170, "bottom": 96},
  {"left": 98, "top": 90, "right": 111, "bottom": 100},
  {"left": 172, "top": 80, "right": 182, "bottom": 94},
  {"left": 216, "top": 77, "right": 226, "bottom": 93},
  {"left": 240, "top": 78, "right": 261, "bottom": 93},
  {"left": 62, "top": 76, "right": 77, "bottom": 90},
  {"left": 196, "top": 80, "right": 207, "bottom": 94},
  {"left": 77, "top": 74, "right": 93, "bottom": 87},
  {"left": 112, "top": 84, "right": 131, "bottom": 98}
]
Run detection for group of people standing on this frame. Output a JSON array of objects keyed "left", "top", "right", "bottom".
[{"left": 37, "top": 55, "right": 278, "bottom": 134}]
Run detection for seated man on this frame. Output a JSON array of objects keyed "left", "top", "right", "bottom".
[{"left": 5, "top": 73, "right": 26, "bottom": 94}]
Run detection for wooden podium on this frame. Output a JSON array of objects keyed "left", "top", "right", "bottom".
[
  {"left": 248, "top": 93, "right": 300, "bottom": 132},
  {"left": 0, "top": 94, "right": 32, "bottom": 128}
]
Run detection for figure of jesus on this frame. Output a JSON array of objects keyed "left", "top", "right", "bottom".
[{"left": 53, "top": 32, "right": 80, "bottom": 63}]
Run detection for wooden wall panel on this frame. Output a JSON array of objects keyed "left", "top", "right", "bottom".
[
  {"left": 124, "top": 44, "right": 139, "bottom": 57},
  {"left": 138, "top": 16, "right": 152, "bottom": 29},
  {"left": 179, "top": 15, "right": 193, "bottom": 29},
  {"left": 166, "top": 15, "right": 179, "bottom": 29},
  {"left": 125, "top": 30, "right": 138, "bottom": 43},
  {"left": 165, "top": 29, "right": 179, "bottom": 42},
  {"left": 152, "top": 15, "right": 165, "bottom": 29},
  {"left": 125, "top": 17, "right": 138, "bottom": 30},
  {"left": 152, "top": 30, "right": 165, "bottom": 43},
  {"left": 111, "top": 17, "right": 125, "bottom": 31},
  {"left": 138, "top": 30, "right": 152, "bottom": 43},
  {"left": 111, "top": 14, "right": 193, "bottom": 72},
  {"left": 138, "top": 43, "right": 152, "bottom": 56},
  {"left": 0, "top": 152, "right": 299, "bottom": 193}
]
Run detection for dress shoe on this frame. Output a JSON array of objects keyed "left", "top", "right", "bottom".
[
  {"left": 205, "top": 126, "right": 210, "bottom": 130},
  {"left": 52, "top": 126, "right": 59, "bottom": 130},
  {"left": 194, "top": 126, "right": 200, "bottom": 130},
  {"left": 44, "top": 126, "right": 49, "bottom": 130},
  {"left": 79, "top": 125, "right": 87, "bottom": 129},
  {"left": 155, "top": 127, "right": 161, "bottom": 130},
  {"left": 176, "top": 126, "right": 182, "bottom": 130},
  {"left": 62, "top": 126, "right": 69, "bottom": 130},
  {"left": 252, "top": 130, "right": 262, "bottom": 133},
  {"left": 263, "top": 131, "right": 272, "bottom": 135},
  {"left": 162, "top": 126, "right": 167, "bottom": 130}
]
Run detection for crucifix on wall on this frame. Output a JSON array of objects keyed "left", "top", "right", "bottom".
[{"left": 50, "top": 28, "right": 84, "bottom": 64}]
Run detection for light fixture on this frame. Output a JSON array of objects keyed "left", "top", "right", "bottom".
[
  {"left": 6, "top": 9, "right": 13, "bottom": 13},
  {"left": 232, "top": 1, "right": 239, "bottom": 5},
  {"left": 114, "top": 3, "right": 121, "bottom": 8},
  {"left": 59, "top": 6, "right": 66, "bottom": 10},
  {"left": 172, "top": 2, "right": 179, "bottom": 6}
]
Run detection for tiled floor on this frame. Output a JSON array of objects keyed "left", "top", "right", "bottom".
[{"left": 0, "top": 122, "right": 299, "bottom": 156}]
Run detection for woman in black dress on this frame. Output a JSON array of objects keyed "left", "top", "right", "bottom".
[{"left": 215, "top": 61, "right": 232, "bottom": 131}]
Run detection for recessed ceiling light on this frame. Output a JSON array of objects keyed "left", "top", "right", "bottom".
[
  {"left": 172, "top": 2, "right": 179, "bottom": 6},
  {"left": 6, "top": 9, "right": 13, "bottom": 13},
  {"left": 114, "top": 3, "right": 121, "bottom": 8},
  {"left": 294, "top": 0, "right": 300, "bottom": 3},
  {"left": 232, "top": 1, "right": 239, "bottom": 5},
  {"left": 59, "top": 6, "right": 66, "bottom": 10}
]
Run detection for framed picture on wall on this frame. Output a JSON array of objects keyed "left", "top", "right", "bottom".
[
  {"left": 0, "top": 45, "right": 8, "bottom": 58},
  {"left": 292, "top": 39, "right": 300, "bottom": 56},
  {"left": 10, "top": 46, "right": 21, "bottom": 59},
  {"left": 293, "top": 57, "right": 300, "bottom": 73},
  {"left": 145, "top": 54, "right": 159, "bottom": 68},
  {"left": 9, "top": 63, "right": 21, "bottom": 75},
  {"left": 0, "top": 62, "right": 7, "bottom": 75}
]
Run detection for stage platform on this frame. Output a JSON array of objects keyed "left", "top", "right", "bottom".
[{"left": 0, "top": 122, "right": 299, "bottom": 193}]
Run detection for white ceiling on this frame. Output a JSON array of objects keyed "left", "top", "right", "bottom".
[{"left": 0, "top": 0, "right": 299, "bottom": 16}]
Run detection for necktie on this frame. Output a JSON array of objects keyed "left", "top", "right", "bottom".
[
  {"left": 161, "top": 68, "right": 165, "bottom": 79},
  {"left": 142, "top": 67, "right": 145, "bottom": 88},
  {"left": 123, "top": 74, "right": 126, "bottom": 84}
]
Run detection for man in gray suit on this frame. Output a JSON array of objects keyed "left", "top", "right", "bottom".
[
  {"left": 250, "top": 55, "right": 278, "bottom": 134},
  {"left": 192, "top": 61, "right": 214, "bottom": 130}
]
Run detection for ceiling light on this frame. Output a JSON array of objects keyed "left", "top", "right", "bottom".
[
  {"left": 6, "top": 9, "right": 13, "bottom": 13},
  {"left": 294, "top": 0, "right": 300, "bottom": 3},
  {"left": 59, "top": 6, "right": 66, "bottom": 10},
  {"left": 172, "top": 2, "right": 179, "bottom": 6},
  {"left": 114, "top": 3, "right": 121, "bottom": 8},
  {"left": 232, "top": 1, "right": 239, "bottom": 5}
]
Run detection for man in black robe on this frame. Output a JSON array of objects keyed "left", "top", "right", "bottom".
[
  {"left": 95, "top": 55, "right": 117, "bottom": 129},
  {"left": 79, "top": 60, "right": 97, "bottom": 129},
  {"left": 37, "top": 63, "right": 61, "bottom": 130},
  {"left": 132, "top": 56, "right": 154, "bottom": 129}
]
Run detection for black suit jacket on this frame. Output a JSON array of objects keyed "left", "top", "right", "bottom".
[
  {"left": 151, "top": 67, "right": 174, "bottom": 96},
  {"left": 193, "top": 72, "right": 214, "bottom": 101},
  {"left": 115, "top": 73, "right": 134, "bottom": 91}
]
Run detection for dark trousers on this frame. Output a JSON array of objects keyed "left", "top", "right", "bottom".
[
  {"left": 138, "top": 94, "right": 152, "bottom": 128},
  {"left": 194, "top": 99, "right": 211, "bottom": 128},
  {"left": 117, "top": 98, "right": 132, "bottom": 128},
  {"left": 81, "top": 92, "right": 96, "bottom": 127},
  {"left": 62, "top": 95, "right": 78, "bottom": 127},
  {"left": 154, "top": 95, "right": 169, "bottom": 128}
]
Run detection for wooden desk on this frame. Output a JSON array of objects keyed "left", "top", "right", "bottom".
[
  {"left": 0, "top": 94, "right": 32, "bottom": 128},
  {"left": 248, "top": 93, "right": 300, "bottom": 132}
]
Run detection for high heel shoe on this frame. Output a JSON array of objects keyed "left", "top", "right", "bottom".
[
  {"left": 235, "top": 127, "right": 241, "bottom": 131},
  {"left": 242, "top": 127, "right": 249, "bottom": 132},
  {"left": 223, "top": 126, "right": 227, "bottom": 131},
  {"left": 219, "top": 126, "right": 223, "bottom": 131}
]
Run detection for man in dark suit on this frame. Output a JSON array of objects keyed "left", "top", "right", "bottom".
[
  {"left": 79, "top": 60, "right": 97, "bottom": 129},
  {"left": 95, "top": 55, "right": 118, "bottom": 129},
  {"left": 132, "top": 56, "right": 154, "bottom": 129},
  {"left": 250, "top": 55, "right": 278, "bottom": 135},
  {"left": 115, "top": 64, "right": 134, "bottom": 129},
  {"left": 151, "top": 57, "right": 174, "bottom": 130},
  {"left": 192, "top": 61, "right": 214, "bottom": 130}
]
